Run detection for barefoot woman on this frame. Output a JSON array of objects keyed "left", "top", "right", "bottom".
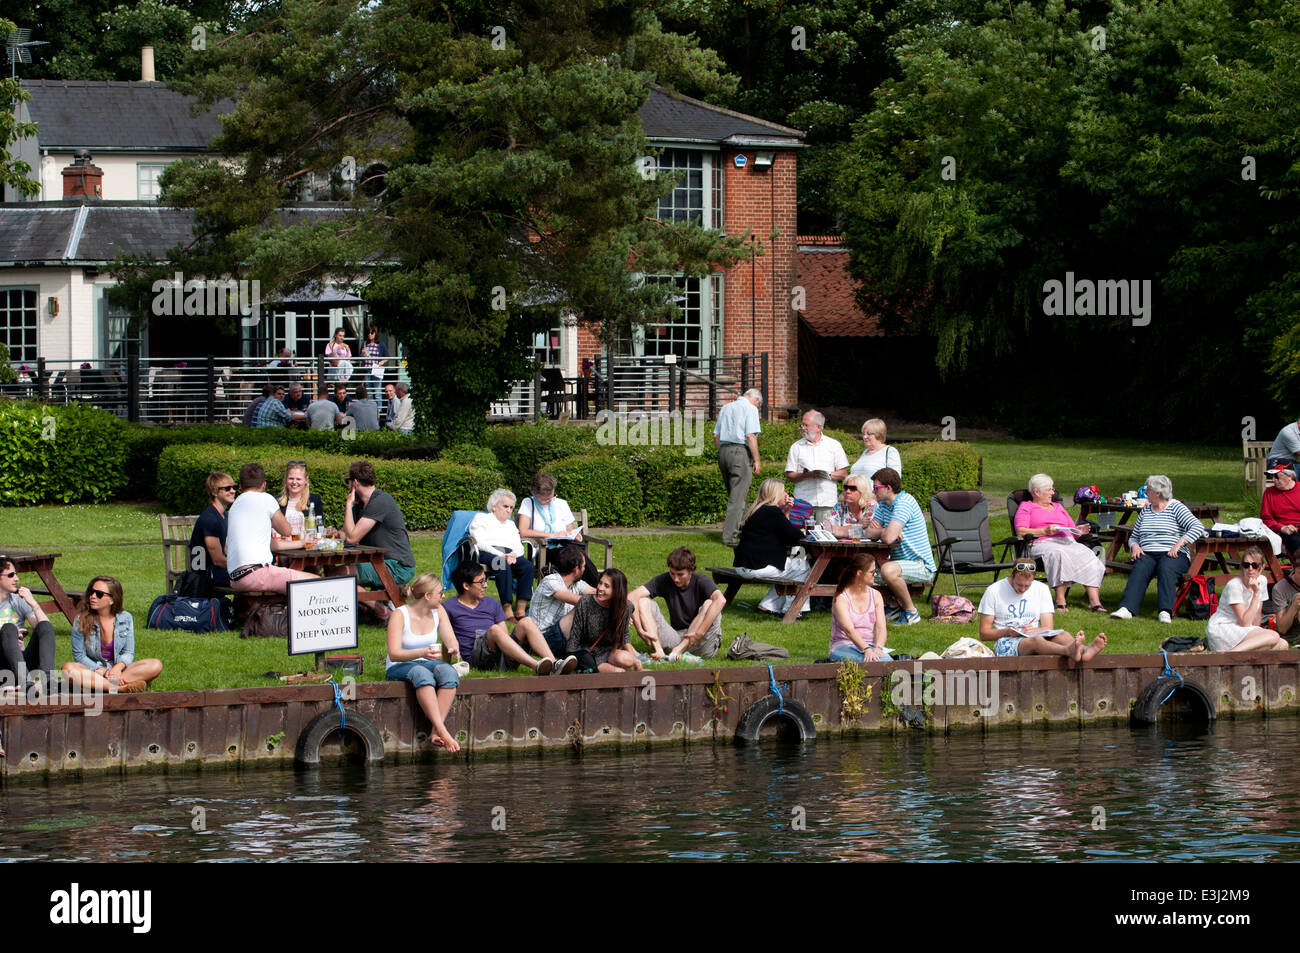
[
  {"left": 62, "top": 577, "right": 163, "bottom": 692},
  {"left": 385, "top": 573, "right": 461, "bottom": 752}
]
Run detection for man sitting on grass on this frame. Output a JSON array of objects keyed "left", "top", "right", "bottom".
[
  {"left": 978, "top": 559, "right": 1106, "bottom": 662},
  {"left": 513, "top": 545, "right": 587, "bottom": 670},
  {"left": 629, "top": 546, "right": 726, "bottom": 659},
  {"left": 444, "top": 562, "right": 563, "bottom": 675}
]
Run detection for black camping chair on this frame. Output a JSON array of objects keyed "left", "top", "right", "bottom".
[{"left": 928, "top": 490, "right": 1021, "bottom": 602}]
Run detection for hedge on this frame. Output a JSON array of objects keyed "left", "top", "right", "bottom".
[
  {"left": 123, "top": 424, "right": 437, "bottom": 498},
  {"left": 652, "top": 464, "right": 731, "bottom": 525},
  {"left": 0, "top": 401, "right": 128, "bottom": 504},
  {"left": 899, "top": 441, "right": 981, "bottom": 503},
  {"left": 156, "top": 444, "right": 503, "bottom": 530},
  {"left": 483, "top": 423, "right": 598, "bottom": 495},
  {"left": 440, "top": 443, "right": 501, "bottom": 473},
  {"left": 538, "top": 454, "right": 642, "bottom": 527}
]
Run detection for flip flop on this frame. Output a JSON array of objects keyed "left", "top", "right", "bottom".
[
  {"left": 1055, "top": 603, "right": 1069, "bottom": 612},
  {"left": 1089, "top": 604, "right": 1107, "bottom": 613}
]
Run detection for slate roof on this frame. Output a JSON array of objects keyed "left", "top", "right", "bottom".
[
  {"left": 640, "top": 86, "right": 802, "bottom": 145},
  {"left": 796, "top": 237, "right": 883, "bottom": 338},
  {"left": 19, "top": 80, "right": 230, "bottom": 151},
  {"left": 0, "top": 202, "right": 356, "bottom": 264}
]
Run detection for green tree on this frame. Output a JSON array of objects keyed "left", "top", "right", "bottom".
[
  {"left": 0, "top": 19, "right": 40, "bottom": 200},
  {"left": 110, "top": 0, "right": 750, "bottom": 443}
]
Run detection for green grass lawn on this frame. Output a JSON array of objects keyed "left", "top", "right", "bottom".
[{"left": 0, "top": 435, "right": 1261, "bottom": 690}]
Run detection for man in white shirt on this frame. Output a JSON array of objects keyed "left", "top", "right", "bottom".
[
  {"left": 385, "top": 382, "right": 415, "bottom": 434},
  {"left": 513, "top": 545, "right": 587, "bottom": 667},
  {"left": 714, "top": 389, "right": 763, "bottom": 547},
  {"left": 977, "top": 559, "right": 1106, "bottom": 661},
  {"left": 784, "top": 409, "right": 848, "bottom": 523},
  {"left": 226, "top": 463, "right": 318, "bottom": 594}
]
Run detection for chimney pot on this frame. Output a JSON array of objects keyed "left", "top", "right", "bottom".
[
  {"left": 63, "top": 152, "right": 104, "bottom": 199},
  {"left": 141, "top": 46, "right": 155, "bottom": 82}
]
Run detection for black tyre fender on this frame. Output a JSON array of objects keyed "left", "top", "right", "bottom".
[
  {"left": 734, "top": 693, "right": 816, "bottom": 744},
  {"left": 295, "top": 708, "right": 386, "bottom": 765},
  {"left": 1131, "top": 674, "right": 1217, "bottom": 725}
]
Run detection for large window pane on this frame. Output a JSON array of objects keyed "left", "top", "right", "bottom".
[{"left": 0, "top": 287, "right": 38, "bottom": 364}]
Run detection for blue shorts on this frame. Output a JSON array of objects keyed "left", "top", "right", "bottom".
[
  {"left": 993, "top": 636, "right": 1022, "bottom": 657},
  {"left": 542, "top": 621, "right": 565, "bottom": 657},
  {"left": 386, "top": 659, "right": 459, "bottom": 690},
  {"left": 828, "top": 643, "right": 893, "bottom": 663}
]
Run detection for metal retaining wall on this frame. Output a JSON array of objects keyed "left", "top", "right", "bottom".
[{"left": 2, "top": 651, "right": 1296, "bottom": 778}]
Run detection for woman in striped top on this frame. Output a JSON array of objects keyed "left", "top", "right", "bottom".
[{"left": 1110, "top": 475, "right": 1206, "bottom": 623}]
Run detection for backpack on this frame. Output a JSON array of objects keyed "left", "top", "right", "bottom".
[
  {"left": 930, "top": 593, "right": 975, "bottom": 623},
  {"left": 175, "top": 569, "right": 214, "bottom": 599},
  {"left": 1182, "top": 575, "right": 1218, "bottom": 620},
  {"left": 146, "top": 593, "right": 233, "bottom": 632},
  {"left": 1073, "top": 485, "right": 1101, "bottom": 504},
  {"left": 241, "top": 603, "right": 289, "bottom": 639}
]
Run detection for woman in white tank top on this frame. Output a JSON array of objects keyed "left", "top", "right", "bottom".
[{"left": 384, "top": 573, "right": 463, "bottom": 752}]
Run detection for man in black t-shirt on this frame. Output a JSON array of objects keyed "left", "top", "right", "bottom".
[
  {"left": 629, "top": 546, "right": 726, "bottom": 659},
  {"left": 343, "top": 460, "right": 415, "bottom": 622},
  {"left": 188, "top": 471, "right": 236, "bottom": 587}
]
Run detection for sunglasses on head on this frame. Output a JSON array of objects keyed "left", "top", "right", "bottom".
[
  {"left": 1014, "top": 560, "right": 1037, "bottom": 573},
  {"left": 1242, "top": 561, "right": 1262, "bottom": 569},
  {"left": 287, "top": 460, "right": 307, "bottom": 468}
]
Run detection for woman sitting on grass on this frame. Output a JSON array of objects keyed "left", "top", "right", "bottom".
[
  {"left": 1205, "top": 545, "right": 1290, "bottom": 653},
  {"left": 828, "top": 553, "right": 892, "bottom": 663},
  {"left": 385, "top": 573, "right": 461, "bottom": 752},
  {"left": 62, "top": 577, "right": 163, "bottom": 693},
  {"left": 559, "top": 568, "right": 642, "bottom": 673}
]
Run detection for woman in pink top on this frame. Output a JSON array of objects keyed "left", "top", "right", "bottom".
[
  {"left": 1014, "top": 473, "right": 1105, "bottom": 612},
  {"left": 324, "top": 327, "right": 353, "bottom": 382},
  {"left": 828, "top": 553, "right": 891, "bottom": 662}
]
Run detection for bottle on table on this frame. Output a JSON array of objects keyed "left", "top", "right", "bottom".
[{"left": 305, "top": 503, "right": 317, "bottom": 548}]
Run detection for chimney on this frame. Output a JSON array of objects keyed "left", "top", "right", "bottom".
[
  {"left": 62, "top": 150, "right": 104, "bottom": 199},
  {"left": 141, "top": 46, "right": 155, "bottom": 82}
]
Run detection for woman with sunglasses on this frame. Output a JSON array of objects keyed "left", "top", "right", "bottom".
[
  {"left": 1205, "top": 546, "right": 1290, "bottom": 652},
  {"left": 62, "top": 577, "right": 163, "bottom": 693},
  {"left": 824, "top": 474, "right": 875, "bottom": 537},
  {"left": 278, "top": 461, "right": 327, "bottom": 540},
  {"left": 0, "top": 555, "right": 57, "bottom": 689}
]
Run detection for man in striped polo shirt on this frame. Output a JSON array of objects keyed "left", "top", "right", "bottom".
[
  {"left": 1110, "top": 475, "right": 1206, "bottom": 623},
  {"left": 864, "top": 467, "right": 936, "bottom": 625}
]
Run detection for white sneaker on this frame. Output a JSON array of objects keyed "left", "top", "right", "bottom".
[
  {"left": 1110, "top": 607, "right": 1133, "bottom": 620},
  {"left": 1158, "top": 610, "right": 1172, "bottom": 624}
]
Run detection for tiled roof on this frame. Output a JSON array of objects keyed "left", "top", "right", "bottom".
[
  {"left": 19, "top": 80, "right": 230, "bottom": 151},
  {"left": 0, "top": 202, "right": 355, "bottom": 264},
  {"left": 640, "top": 86, "right": 802, "bottom": 144},
  {"left": 796, "top": 238, "right": 883, "bottom": 338}
]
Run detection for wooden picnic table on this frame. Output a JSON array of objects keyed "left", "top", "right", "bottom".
[
  {"left": 275, "top": 544, "right": 405, "bottom": 607},
  {"left": 782, "top": 538, "right": 897, "bottom": 623},
  {"left": 1078, "top": 501, "right": 1223, "bottom": 568},
  {"left": 5, "top": 551, "right": 79, "bottom": 625},
  {"left": 1174, "top": 537, "right": 1287, "bottom": 607}
]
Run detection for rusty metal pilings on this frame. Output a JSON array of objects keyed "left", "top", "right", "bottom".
[{"left": 1, "top": 654, "right": 1298, "bottom": 778}]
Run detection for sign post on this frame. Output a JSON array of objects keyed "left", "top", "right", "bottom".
[{"left": 287, "top": 576, "right": 358, "bottom": 669}]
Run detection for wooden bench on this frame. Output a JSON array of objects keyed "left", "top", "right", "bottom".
[
  {"left": 161, "top": 514, "right": 282, "bottom": 611},
  {"left": 523, "top": 507, "right": 615, "bottom": 574}
]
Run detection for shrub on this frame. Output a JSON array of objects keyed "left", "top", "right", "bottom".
[
  {"left": 653, "top": 464, "right": 732, "bottom": 525},
  {"left": 0, "top": 401, "right": 127, "bottom": 504},
  {"left": 595, "top": 444, "right": 700, "bottom": 520},
  {"left": 440, "top": 443, "right": 501, "bottom": 473},
  {"left": 756, "top": 419, "right": 860, "bottom": 463},
  {"left": 539, "top": 454, "right": 642, "bottom": 526},
  {"left": 483, "top": 423, "right": 598, "bottom": 494},
  {"left": 122, "top": 424, "right": 436, "bottom": 498},
  {"left": 156, "top": 444, "right": 502, "bottom": 530},
  {"left": 900, "top": 441, "right": 981, "bottom": 503}
]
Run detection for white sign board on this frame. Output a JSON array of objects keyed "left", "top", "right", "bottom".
[{"left": 287, "top": 575, "right": 358, "bottom": 656}]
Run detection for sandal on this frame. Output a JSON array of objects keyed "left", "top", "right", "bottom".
[
  {"left": 1055, "top": 602, "right": 1069, "bottom": 612},
  {"left": 1089, "top": 604, "right": 1107, "bottom": 613}
]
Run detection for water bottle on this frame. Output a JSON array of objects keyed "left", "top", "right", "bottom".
[{"left": 305, "top": 502, "right": 317, "bottom": 546}]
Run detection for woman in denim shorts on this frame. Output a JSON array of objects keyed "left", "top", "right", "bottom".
[{"left": 385, "top": 573, "right": 462, "bottom": 752}]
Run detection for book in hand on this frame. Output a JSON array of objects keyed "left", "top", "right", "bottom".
[
  {"left": 803, "top": 469, "right": 833, "bottom": 481},
  {"left": 1052, "top": 524, "right": 1083, "bottom": 536}
]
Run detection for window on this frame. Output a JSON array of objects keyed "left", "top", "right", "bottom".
[
  {"left": 655, "top": 149, "right": 723, "bottom": 230},
  {"left": 532, "top": 327, "right": 563, "bottom": 367},
  {"left": 0, "top": 287, "right": 38, "bottom": 364},
  {"left": 251, "top": 307, "right": 363, "bottom": 360},
  {"left": 637, "top": 273, "right": 724, "bottom": 362},
  {"left": 137, "top": 163, "right": 168, "bottom": 201},
  {"left": 99, "top": 290, "right": 141, "bottom": 360}
]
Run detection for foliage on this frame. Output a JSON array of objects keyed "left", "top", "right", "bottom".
[
  {"left": 646, "top": 463, "right": 730, "bottom": 525},
  {"left": 0, "top": 343, "right": 18, "bottom": 385},
  {"left": 483, "top": 424, "right": 599, "bottom": 496},
  {"left": 0, "top": 402, "right": 128, "bottom": 504},
  {"left": 155, "top": 443, "right": 502, "bottom": 530},
  {"left": 0, "top": 19, "right": 40, "bottom": 200},
  {"left": 439, "top": 443, "right": 502, "bottom": 474},
  {"left": 836, "top": 0, "right": 1297, "bottom": 438},
  {"left": 111, "top": 0, "right": 753, "bottom": 445},
  {"left": 538, "top": 453, "right": 642, "bottom": 526},
  {"left": 900, "top": 441, "right": 981, "bottom": 504},
  {"left": 122, "top": 424, "right": 433, "bottom": 498},
  {"left": 837, "top": 660, "right": 873, "bottom": 723}
]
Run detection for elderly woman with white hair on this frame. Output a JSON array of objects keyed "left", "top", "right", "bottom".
[
  {"left": 468, "top": 488, "right": 535, "bottom": 623},
  {"left": 1110, "top": 475, "right": 1206, "bottom": 623},
  {"left": 1013, "top": 473, "right": 1105, "bottom": 612}
]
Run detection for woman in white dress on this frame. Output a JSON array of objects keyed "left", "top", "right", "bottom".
[{"left": 1205, "top": 545, "right": 1288, "bottom": 652}]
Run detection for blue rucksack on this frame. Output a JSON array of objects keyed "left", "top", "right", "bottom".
[{"left": 146, "top": 593, "right": 234, "bottom": 632}]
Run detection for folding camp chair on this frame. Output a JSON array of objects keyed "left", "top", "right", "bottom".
[{"left": 928, "top": 490, "right": 1021, "bottom": 602}]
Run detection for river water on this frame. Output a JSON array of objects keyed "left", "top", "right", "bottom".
[{"left": 2, "top": 720, "right": 1297, "bottom": 862}]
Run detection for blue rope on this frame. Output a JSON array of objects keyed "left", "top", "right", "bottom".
[
  {"left": 330, "top": 678, "right": 346, "bottom": 730},
  {"left": 767, "top": 664, "right": 788, "bottom": 714},
  {"left": 1156, "top": 648, "right": 1184, "bottom": 708}
]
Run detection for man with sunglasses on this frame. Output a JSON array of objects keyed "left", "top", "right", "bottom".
[
  {"left": 863, "top": 467, "right": 935, "bottom": 625},
  {"left": 188, "top": 471, "right": 235, "bottom": 588},
  {"left": 978, "top": 559, "right": 1107, "bottom": 662}
]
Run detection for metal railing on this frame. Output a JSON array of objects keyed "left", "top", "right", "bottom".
[{"left": 591, "top": 354, "right": 768, "bottom": 420}]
